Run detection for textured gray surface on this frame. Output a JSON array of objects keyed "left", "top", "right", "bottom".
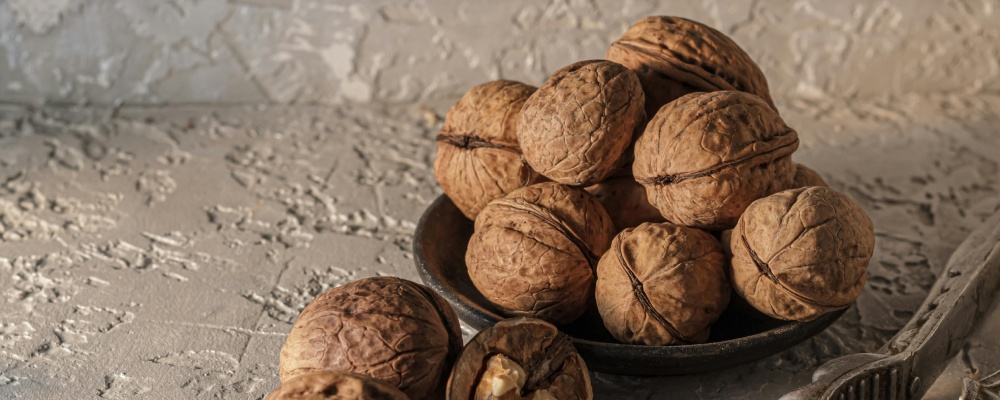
[
  {"left": 2, "top": 1, "right": 1000, "bottom": 398},
  {"left": 0, "top": 95, "right": 998, "bottom": 399},
  {"left": 1, "top": 0, "right": 999, "bottom": 109}
]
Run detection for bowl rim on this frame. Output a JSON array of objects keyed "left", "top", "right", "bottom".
[{"left": 413, "top": 194, "right": 846, "bottom": 371}]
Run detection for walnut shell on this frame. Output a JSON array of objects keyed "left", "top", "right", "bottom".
[
  {"left": 435, "top": 80, "right": 541, "bottom": 219},
  {"left": 605, "top": 16, "right": 775, "bottom": 118},
  {"left": 279, "top": 277, "right": 462, "bottom": 399},
  {"left": 466, "top": 182, "right": 615, "bottom": 325},
  {"left": 585, "top": 176, "right": 664, "bottom": 231},
  {"left": 518, "top": 60, "right": 645, "bottom": 186},
  {"left": 446, "top": 318, "right": 592, "bottom": 400},
  {"left": 633, "top": 91, "right": 798, "bottom": 230},
  {"left": 596, "top": 222, "right": 730, "bottom": 345},
  {"left": 265, "top": 371, "right": 409, "bottom": 400},
  {"left": 728, "top": 187, "right": 874, "bottom": 322},
  {"left": 791, "top": 163, "right": 828, "bottom": 188}
]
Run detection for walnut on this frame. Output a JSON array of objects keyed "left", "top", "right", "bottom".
[
  {"left": 595, "top": 222, "right": 730, "bottom": 345},
  {"left": 447, "top": 318, "right": 592, "bottom": 400},
  {"left": 518, "top": 60, "right": 645, "bottom": 186},
  {"left": 633, "top": 91, "right": 798, "bottom": 230},
  {"left": 605, "top": 16, "right": 775, "bottom": 118},
  {"left": 585, "top": 176, "right": 664, "bottom": 231},
  {"left": 265, "top": 371, "right": 409, "bottom": 400},
  {"left": 728, "top": 187, "right": 874, "bottom": 322},
  {"left": 435, "top": 80, "right": 541, "bottom": 219},
  {"left": 279, "top": 277, "right": 462, "bottom": 399},
  {"left": 466, "top": 182, "right": 615, "bottom": 325},
  {"left": 791, "top": 163, "right": 828, "bottom": 188}
]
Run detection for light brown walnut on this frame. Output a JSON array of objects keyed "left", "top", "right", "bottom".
[
  {"left": 596, "top": 222, "right": 730, "bottom": 345},
  {"left": 633, "top": 91, "right": 798, "bottom": 230},
  {"left": 728, "top": 187, "right": 874, "bottom": 321},
  {"left": 466, "top": 182, "right": 615, "bottom": 325},
  {"left": 585, "top": 176, "right": 664, "bottom": 231},
  {"left": 279, "top": 277, "right": 462, "bottom": 399},
  {"left": 435, "top": 80, "right": 541, "bottom": 220},
  {"left": 518, "top": 60, "right": 644, "bottom": 187},
  {"left": 791, "top": 163, "right": 828, "bottom": 188},
  {"left": 605, "top": 16, "right": 775, "bottom": 118}
]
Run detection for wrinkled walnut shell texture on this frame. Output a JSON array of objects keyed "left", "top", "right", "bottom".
[
  {"left": 729, "top": 187, "right": 874, "bottom": 321},
  {"left": 791, "top": 163, "right": 828, "bottom": 188},
  {"left": 605, "top": 16, "right": 775, "bottom": 117},
  {"left": 435, "top": 80, "right": 540, "bottom": 219},
  {"left": 596, "top": 223, "right": 730, "bottom": 345},
  {"left": 466, "top": 182, "right": 615, "bottom": 325},
  {"left": 633, "top": 91, "right": 798, "bottom": 230},
  {"left": 447, "top": 318, "right": 593, "bottom": 400},
  {"left": 279, "top": 277, "right": 462, "bottom": 399},
  {"left": 585, "top": 177, "right": 665, "bottom": 231},
  {"left": 265, "top": 371, "right": 410, "bottom": 400},
  {"left": 518, "top": 60, "right": 645, "bottom": 186}
]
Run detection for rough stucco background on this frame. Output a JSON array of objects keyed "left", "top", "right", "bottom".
[
  {"left": 0, "top": 1, "right": 999, "bottom": 400},
  {"left": 1, "top": 0, "right": 999, "bottom": 109}
]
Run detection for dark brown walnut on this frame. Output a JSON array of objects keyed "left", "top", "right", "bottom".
[
  {"left": 435, "top": 80, "right": 541, "bottom": 220},
  {"left": 791, "top": 163, "right": 828, "bottom": 188},
  {"left": 518, "top": 60, "right": 645, "bottom": 186},
  {"left": 466, "top": 182, "right": 615, "bottom": 325},
  {"left": 605, "top": 16, "right": 775, "bottom": 118},
  {"left": 596, "top": 222, "right": 730, "bottom": 345},
  {"left": 279, "top": 277, "right": 462, "bottom": 399},
  {"left": 633, "top": 91, "right": 799, "bottom": 230},
  {"left": 447, "top": 318, "right": 592, "bottom": 400},
  {"left": 265, "top": 371, "right": 409, "bottom": 400},
  {"left": 729, "top": 187, "right": 874, "bottom": 322},
  {"left": 585, "top": 176, "right": 664, "bottom": 231}
]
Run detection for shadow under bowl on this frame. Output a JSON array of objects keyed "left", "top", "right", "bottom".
[{"left": 413, "top": 195, "right": 846, "bottom": 376}]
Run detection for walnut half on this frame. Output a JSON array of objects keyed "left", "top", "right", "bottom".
[{"left": 447, "top": 318, "right": 592, "bottom": 400}]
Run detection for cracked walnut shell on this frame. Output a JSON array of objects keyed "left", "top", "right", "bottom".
[
  {"left": 633, "top": 91, "right": 798, "bottom": 230},
  {"left": 605, "top": 16, "right": 775, "bottom": 118},
  {"left": 447, "top": 318, "right": 592, "bottom": 400},
  {"left": 279, "top": 277, "right": 462, "bottom": 399},
  {"left": 265, "top": 371, "right": 409, "bottom": 400},
  {"left": 596, "top": 222, "right": 730, "bottom": 345},
  {"left": 466, "top": 182, "right": 615, "bottom": 325},
  {"left": 518, "top": 60, "right": 645, "bottom": 186},
  {"left": 435, "top": 80, "right": 541, "bottom": 220},
  {"left": 728, "top": 187, "right": 874, "bottom": 322}
]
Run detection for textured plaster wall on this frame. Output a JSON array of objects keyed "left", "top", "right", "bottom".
[{"left": 1, "top": 0, "right": 999, "bottom": 109}]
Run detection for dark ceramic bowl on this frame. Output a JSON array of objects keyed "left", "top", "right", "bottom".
[{"left": 413, "top": 195, "right": 846, "bottom": 376}]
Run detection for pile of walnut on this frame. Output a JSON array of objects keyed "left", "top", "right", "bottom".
[
  {"left": 268, "top": 276, "right": 591, "bottom": 400},
  {"left": 438, "top": 16, "right": 875, "bottom": 346}
]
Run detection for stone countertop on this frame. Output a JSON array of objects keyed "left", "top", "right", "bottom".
[{"left": 0, "top": 96, "right": 998, "bottom": 399}]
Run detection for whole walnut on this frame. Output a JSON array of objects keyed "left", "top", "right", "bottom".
[
  {"left": 596, "top": 223, "right": 730, "bottom": 345},
  {"left": 791, "top": 163, "right": 828, "bottom": 188},
  {"left": 279, "top": 277, "right": 462, "bottom": 399},
  {"left": 633, "top": 91, "right": 798, "bottom": 230},
  {"left": 447, "top": 318, "right": 592, "bottom": 400},
  {"left": 435, "top": 80, "right": 541, "bottom": 219},
  {"left": 518, "top": 60, "right": 645, "bottom": 186},
  {"left": 605, "top": 16, "right": 775, "bottom": 118},
  {"left": 728, "top": 187, "right": 874, "bottom": 322},
  {"left": 466, "top": 182, "right": 615, "bottom": 325},
  {"left": 585, "top": 176, "right": 664, "bottom": 231},
  {"left": 265, "top": 371, "right": 409, "bottom": 400}
]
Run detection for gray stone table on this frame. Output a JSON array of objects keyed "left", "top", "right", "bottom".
[{"left": 0, "top": 95, "right": 998, "bottom": 399}]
